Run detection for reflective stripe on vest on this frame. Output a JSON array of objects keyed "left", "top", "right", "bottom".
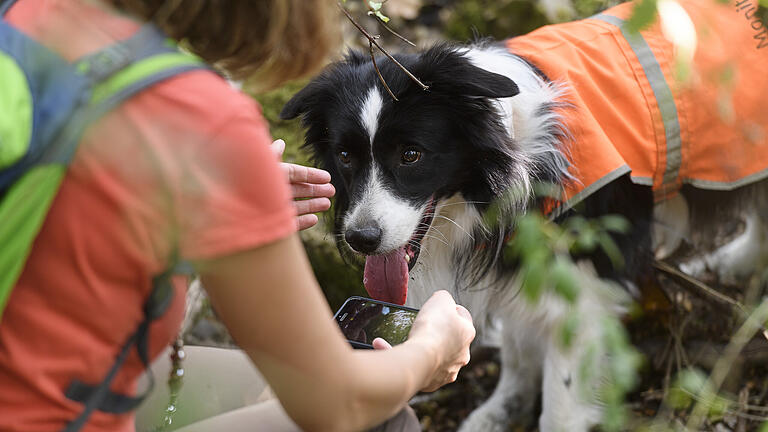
[{"left": 590, "top": 13, "right": 683, "bottom": 198}]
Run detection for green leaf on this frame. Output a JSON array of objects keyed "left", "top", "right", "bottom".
[
  {"left": 482, "top": 201, "right": 501, "bottom": 229},
  {"left": 552, "top": 256, "right": 579, "bottom": 303},
  {"left": 599, "top": 215, "right": 630, "bottom": 233},
  {"left": 674, "top": 57, "right": 691, "bottom": 83},
  {"left": 707, "top": 396, "right": 730, "bottom": 421},
  {"left": 511, "top": 215, "right": 544, "bottom": 258},
  {"left": 533, "top": 181, "right": 562, "bottom": 200},
  {"left": 667, "top": 368, "right": 707, "bottom": 410},
  {"left": 559, "top": 310, "right": 580, "bottom": 349},
  {"left": 368, "top": 10, "right": 390, "bottom": 22},
  {"left": 575, "top": 227, "right": 596, "bottom": 252},
  {"left": 612, "top": 349, "right": 641, "bottom": 389},
  {"left": 597, "top": 231, "right": 625, "bottom": 270},
  {"left": 522, "top": 261, "right": 546, "bottom": 302},
  {"left": 625, "top": 0, "right": 658, "bottom": 34},
  {"left": 601, "top": 398, "right": 628, "bottom": 432}
]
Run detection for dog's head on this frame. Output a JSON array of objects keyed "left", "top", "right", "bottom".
[{"left": 281, "top": 44, "right": 528, "bottom": 305}]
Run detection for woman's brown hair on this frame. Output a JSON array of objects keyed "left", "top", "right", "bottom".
[{"left": 111, "top": 0, "right": 341, "bottom": 90}]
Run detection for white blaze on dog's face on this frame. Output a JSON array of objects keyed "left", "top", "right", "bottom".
[
  {"left": 279, "top": 47, "right": 523, "bottom": 305},
  {"left": 340, "top": 87, "right": 440, "bottom": 306},
  {"left": 344, "top": 88, "right": 426, "bottom": 253}
]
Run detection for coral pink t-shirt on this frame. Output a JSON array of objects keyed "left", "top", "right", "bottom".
[{"left": 0, "top": 1, "right": 296, "bottom": 430}]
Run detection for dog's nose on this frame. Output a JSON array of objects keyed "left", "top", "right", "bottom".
[{"left": 345, "top": 225, "right": 382, "bottom": 254}]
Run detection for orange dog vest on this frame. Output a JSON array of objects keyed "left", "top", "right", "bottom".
[{"left": 508, "top": 0, "right": 768, "bottom": 213}]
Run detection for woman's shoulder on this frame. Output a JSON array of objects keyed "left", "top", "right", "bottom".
[{"left": 133, "top": 70, "right": 269, "bottom": 142}]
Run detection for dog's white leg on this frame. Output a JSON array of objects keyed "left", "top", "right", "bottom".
[
  {"left": 459, "top": 321, "right": 544, "bottom": 432},
  {"left": 652, "top": 194, "right": 690, "bottom": 260},
  {"left": 538, "top": 264, "right": 624, "bottom": 432},
  {"left": 680, "top": 210, "right": 767, "bottom": 284},
  {"left": 538, "top": 337, "right": 602, "bottom": 432}
]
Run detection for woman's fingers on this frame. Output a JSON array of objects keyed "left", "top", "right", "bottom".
[
  {"left": 372, "top": 338, "right": 393, "bottom": 350},
  {"left": 294, "top": 198, "right": 331, "bottom": 216},
  {"left": 455, "top": 305, "right": 472, "bottom": 323},
  {"left": 271, "top": 139, "right": 286, "bottom": 158},
  {"left": 296, "top": 214, "right": 319, "bottom": 231},
  {"left": 271, "top": 139, "right": 334, "bottom": 231},
  {"left": 282, "top": 163, "right": 332, "bottom": 186},
  {"left": 290, "top": 182, "right": 335, "bottom": 199}
]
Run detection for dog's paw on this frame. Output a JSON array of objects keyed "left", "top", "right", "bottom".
[
  {"left": 459, "top": 398, "right": 534, "bottom": 432},
  {"left": 458, "top": 407, "right": 511, "bottom": 432}
]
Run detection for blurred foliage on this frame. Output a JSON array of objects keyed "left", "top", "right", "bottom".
[
  {"left": 507, "top": 213, "right": 630, "bottom": 302},
  {"left": 253, "top": 80, "right": 312, "bottom": 166},
  {"left": 625, "top": 0, "right": 658, "bottom": 33},
  {"left": 442, "top": 0, "right": 622, "bottom": 42},
  {"left": 442, "top": 0, "right": 550, "bottom": 41},
  {"left": 503, "top": 212, "right": 642, "bottom": 431}
]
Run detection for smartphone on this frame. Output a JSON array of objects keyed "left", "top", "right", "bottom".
[{"left": 334, "top": 296, "right": 419, "bottom": 349}]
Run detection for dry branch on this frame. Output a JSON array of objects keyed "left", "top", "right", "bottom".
[{"left": 338, "top": 1, "right": 429, "bottom": 100}]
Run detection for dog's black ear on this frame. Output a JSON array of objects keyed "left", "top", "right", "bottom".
[
  {"left": 415, "top": 45, "right": 520, "bottom": 99},
  {"left": 457, "top": 67, "right": 519, "bottom": 99},
  {"left": 281, "top": 50, "right": 370, "bottom": 120},
  {"left": 280, "top": 84, "right": 317, "bottom": 120},
  {"left": 345, "top": 49, "right": 369, "bottom": 66}
]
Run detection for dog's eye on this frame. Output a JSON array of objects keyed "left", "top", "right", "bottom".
[
  {"left": 401, "top": 149, "right": 421, "bottom": 164},
  {"left": 338, "top": 150, "right": 352, "bottom": 165}
]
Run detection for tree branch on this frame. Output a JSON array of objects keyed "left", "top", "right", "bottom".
[
  {"left": 653, "top": 260, "right": 768, "bottom": 337},
  {"left": 370, "top": 40, "right": 399, "bottom": 101},
  {"left": 338, "top": 2, "right": 429, "bottom": 98}
]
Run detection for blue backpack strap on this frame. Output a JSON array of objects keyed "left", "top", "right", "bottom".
[
  {"left": 0, "top": 0, "right": 18, "bottom": 17},
  {"left": 63, "top": 260, "right": 192, "bottom": 430},
  {"left": 0, "top": 21, "right": 91, "bottom": 189},
  {"left": 46, "top": 24, "right": 205, "bottom": 166}
]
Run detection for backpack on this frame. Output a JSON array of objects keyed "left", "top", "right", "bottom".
[{"left": 0, "top": 0, "right": 204, "bottom": 429}]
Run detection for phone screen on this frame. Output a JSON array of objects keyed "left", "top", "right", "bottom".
[{"left": 334, "top": 297, "right": 419, "bottom": 348}]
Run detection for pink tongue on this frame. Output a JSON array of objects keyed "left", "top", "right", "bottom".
[{"left": 363, "top": 247, "right": 409, "bottom": 305}]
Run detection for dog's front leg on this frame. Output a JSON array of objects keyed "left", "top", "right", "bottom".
[
  {"left": 538, "top": 339, "right": 602, "bottom": 432},
  {"left": 458, "top": 322, "right": 544, "bottom": 432}
]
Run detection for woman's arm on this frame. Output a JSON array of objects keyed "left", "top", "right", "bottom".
[{"left": 195, "top": 234, "right": 474, "bottom": 432}]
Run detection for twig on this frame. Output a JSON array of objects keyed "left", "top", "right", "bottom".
[
  {"left": 653, "top": 260, "right": 768, "bottom": 338},
  {"left": 369, "top": 40, "right": 398, "bottom": 101},
  {"left": 653, "top": 260, "right": 741, "bottom": 308},
  {"left": 375, "top": 17, "right": 417, "bottom": 46},
  {"left": 638, "top": 337, "right": 768, "bottom": 370},
  {"left": 338, "top": 2, "right": 429, "bottom": 96},
  {"left": 359, "top": 0, "right": 417, "bottom": 46}
]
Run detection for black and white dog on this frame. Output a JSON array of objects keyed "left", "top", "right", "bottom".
[{"left": 281, "top": 17, "right": 768, "bottom": 432}]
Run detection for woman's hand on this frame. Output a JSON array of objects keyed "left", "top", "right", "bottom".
[
  {"left": 271, "top": 139, "right": 335, "bottom": 230},
  {"left": 375, "top": 291, "right": 476, "bottom": 392}
]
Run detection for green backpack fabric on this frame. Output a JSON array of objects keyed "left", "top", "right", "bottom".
[{"left": 0, "top": 1, "right": 203, "bottom": 429}]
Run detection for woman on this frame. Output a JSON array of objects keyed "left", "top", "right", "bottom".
[{"left": 0, "top": 0, "right": 475, "bottom": 431}]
